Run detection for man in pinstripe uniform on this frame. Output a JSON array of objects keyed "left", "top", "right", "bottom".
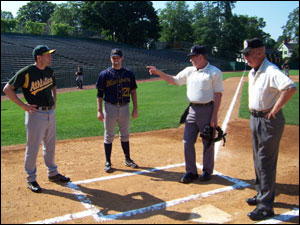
[{"left": 96, "top": 48, "right": 139, "bottom": 173}]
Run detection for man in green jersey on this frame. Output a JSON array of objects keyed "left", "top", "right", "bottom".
[{"left": 3, "top": 45, "right": 70, "bottom": 193}]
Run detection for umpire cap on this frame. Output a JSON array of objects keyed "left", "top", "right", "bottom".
[
  {"left": 240, "top": 38, "right": 264, "bottom": 54},
  {"left": 187, "top": 45, "right": 207, "bottom": 57}
]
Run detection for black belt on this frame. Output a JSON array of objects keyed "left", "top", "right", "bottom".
[
  {"left": 110, "top": 102, "right": 128, "bottom": 106},
  {"left": 35, "top": 106, "right": 53, "bottom": 111},
  {"left": 190, "top": 101, "right": 213, "bottom": 107},
  {"left": 250, "top": 110, "right": 269, "bottom": 117}
]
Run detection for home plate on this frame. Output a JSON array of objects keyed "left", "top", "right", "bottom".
[{"left": 190, "top": 204, "right": 232, "bottom": 223}]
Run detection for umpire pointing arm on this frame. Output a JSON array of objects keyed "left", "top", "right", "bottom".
[{"left": 146, "top": 45, "right": 223, "bottom": 184}]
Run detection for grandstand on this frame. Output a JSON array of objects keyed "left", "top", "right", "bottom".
[
  {"left": 1, "top": 33, "right": 243, "bottom": 95},
  {"left": 1, "top": 33, "right": 191, "bottom": 94}
]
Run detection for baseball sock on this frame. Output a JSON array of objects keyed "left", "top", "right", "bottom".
[
  {"left": 121, "top": 141, "right": 130, "bottom": 160},
  {"left": 104, "top": 143, "right": 112, "bottom": 163}
]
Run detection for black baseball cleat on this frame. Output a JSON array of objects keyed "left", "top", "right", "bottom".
[
  {"left": 180, "top": 172, "right": 198, "bottom": 184},
  {"left": 125, "top": 159, "right": 139, "bottom": 168},
  {"left": 48, "top": 173, "right": 70, "bottom": 182},
  {"left": 199, "top": 171, "right": 211, "bottom": 181},
  {"left": 27, "top": 181, "right": 42, "bottom": 193},
  {"left": 248, "top": 207, "right": 275, "bottom": 221},
  {"left": 246, "top": 195, "right": 257, "bottom": 205},
  {"left": 104, "top": 161, "right": 113, "bottom": 173}
]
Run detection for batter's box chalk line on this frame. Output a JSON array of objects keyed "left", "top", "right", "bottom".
[{"left": 26, "top": 162, "right": 298, "bottom": 224}]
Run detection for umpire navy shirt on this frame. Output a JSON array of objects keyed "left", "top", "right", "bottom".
[{"left": 96, "top": 67, "right": 137, "bottom": 105}]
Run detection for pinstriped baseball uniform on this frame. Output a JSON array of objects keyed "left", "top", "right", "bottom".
[{"left": 96, "top": 48, "right": 139, "bottom": 172}]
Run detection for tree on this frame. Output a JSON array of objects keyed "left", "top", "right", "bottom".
[
  {"left": 281, "top": 7, "right": 299, "bottom": 43},
  {"left": 1, "top": 10, "right": 14, "bottom": 19},
  {"left": 50, "top": 2, "right": 83, "bottom": 35},
  {"left": 17, "top": 1, "right": 56, "bottom": 26},
  {"left": 1, "top": 18, "right": 17, "bottom": 32},
  {"left": 25, "top": 21, "right": 46, "bottom": 35},
  {"left": 159, "top": 1, "right": 194, "bottom": 47},
  {"left": 81, "top": 1, "right": 160, "bottom": 47},
  {"left": 51, "top": 23, "right": 74, "bottom": 36}
]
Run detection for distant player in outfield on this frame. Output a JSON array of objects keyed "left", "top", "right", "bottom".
[
  {"left": 146, "top": 45, "right": 223, "bottom": 184},
  {"left": 241, "top": 38, "right": 297, "bottom": 221},
  {"left": 75, "top": 64, "right": 84, "bottom": 89},
  {"left": 3, "top": 45, "right": 70, "bottom": 193},
  {"left": 96, "top": 48, "right": 139, "bottom": 173}
]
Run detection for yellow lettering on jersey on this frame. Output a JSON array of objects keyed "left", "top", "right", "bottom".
[
  {"left": 23, "top": 73, "right": 29, "bottom": 89},
  {"left": 30, "top": 77, "right": 53, "bottom": 95}
]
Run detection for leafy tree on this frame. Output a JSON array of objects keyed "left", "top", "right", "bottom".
[
  {"left": 17, "top": 1, "right": 56, "bottom": 26},
  {"left": 25, "top": 21, "right": 46, "bottom": 35},
  {"left": 51, "top": 23, "right": 74, "bottom": 36},
  {"left": 280, "top": 7, "right": 299, "bottom": 62},
  {"left": 1, "top": 10, "right": 14, "bottom": 19},
  {"left": 159, "top": 1, "right": 194, "bottom": 46},
  {"left": 1, "top": 18, "right": 17, "bottom": 32},
  {"left": 50, "top": 2, "right": 83, "bottom": 35},
  {"left": 81, "top": 1, "right": 160, "bottom": 47},
  {"left": 281, "top": 7, "right": 299, "bottom": 43}
]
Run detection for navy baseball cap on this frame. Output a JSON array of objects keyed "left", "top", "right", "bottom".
[
  {"left": 240, "top": 38, "right": 264, "bottom": 54},
  {"left": 187, "top": 45, "right": 207, "bottom": 57},
  {"left": 110, "top": 48, "right": 123, "bottom": 58},
  {"left": 33, "top": 45, "right": 56, "bottom": 59}
]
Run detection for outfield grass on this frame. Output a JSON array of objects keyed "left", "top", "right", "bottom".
[
  {"left": 1, "top": 71, "right": 299, "bottom": 146},
  {"left": 1, "top": 81, "right": 188, "bottom": 146}
]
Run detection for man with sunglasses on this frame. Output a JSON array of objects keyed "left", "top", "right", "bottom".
[{"left": 241, "top": 38, "right": 297, "bottom": 221}]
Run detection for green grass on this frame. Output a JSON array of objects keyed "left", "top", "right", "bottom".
[
  {"left": 1, "top": 81, "right": 188, "bottom": 146},
  {"left": 239, "top": 82, "right": 299, "bottom": 125},
  {"left": 1, "top": 70, "right": 299, "bottom": 146}
]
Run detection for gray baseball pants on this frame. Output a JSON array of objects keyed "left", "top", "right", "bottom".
[
  {"left": 24, "top": 109, "right": 58, "bottom": 182},
  {"left": 183, "top": 104, "right": 214, "bottom": 175},
  {"left": 250, "top": 110, "right": 285, "bottom": 210},
  {"left": 103, "top": 102, "right": 130, "bottom": 144}
]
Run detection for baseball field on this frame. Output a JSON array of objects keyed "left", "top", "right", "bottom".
[{"left": 1, "top": 74, "right": 299, "bottom": 224}]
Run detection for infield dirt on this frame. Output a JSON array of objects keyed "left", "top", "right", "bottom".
[{"left": 1, "top": 76, "right": 299, "bottom": 224}]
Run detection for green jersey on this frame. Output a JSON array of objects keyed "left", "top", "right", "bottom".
[{"left": 8, "top": 64, "right": 56, "bottom": 106}]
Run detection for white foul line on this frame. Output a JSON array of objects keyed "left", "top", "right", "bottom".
[{"left": 214, "top": 71, "right": 246, "bottom": 160}]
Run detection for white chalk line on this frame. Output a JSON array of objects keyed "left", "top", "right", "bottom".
[
  {"left": 214, "top": 71, "right": 246, "bottom": 160},
  {"left": 28, "top": 163, "right": 250, "bottom": 224},
  {"left": 73, "top": 163, "right": 185, "bottom": 185},
  {"left": 255, "top": 208, "right": 299, "bottom": 224},
  {"left": 28, "top": 71, "right": 298, "bottom": 224}
]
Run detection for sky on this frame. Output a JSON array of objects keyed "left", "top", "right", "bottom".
[{"left": 1, "top": 1, "right": 299, "bottom": 41}]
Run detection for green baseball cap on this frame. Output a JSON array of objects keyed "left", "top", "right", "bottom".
[{"left": 32, "top": 45, "right": 56, "bottom": 59}]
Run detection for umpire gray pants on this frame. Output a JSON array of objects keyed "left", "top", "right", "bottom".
[
  {"left": 183, "top": 104, "right": 214, "bottom": 175},
  {"left": 250, "top": 110, "right": 285, "bottom": 210},
  {"left": 24, "top": 109, "right": 58, "bottom": 182}
]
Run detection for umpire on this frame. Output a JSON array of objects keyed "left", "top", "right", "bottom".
[
  {"left": 241, "top": 38, "right": 297, "bottom": 220},
  {"left": 3, "top": 45, "right": 70, "bottom": 193},
  {"left": 96, "top": 48, "right": 139, "bottom": 173},
  {"left": 147, "top": 45, "right": 223, "bottom": 184}
]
